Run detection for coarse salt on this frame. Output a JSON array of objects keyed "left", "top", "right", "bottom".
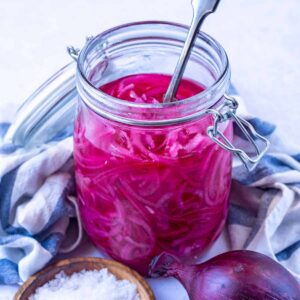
[{"left": 29, "top": 268, "right": 141, "bottom": 300}]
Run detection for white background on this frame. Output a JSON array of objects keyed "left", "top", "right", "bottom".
[{"left": 0, "top": 0, "right": 300, "bottom": 299}]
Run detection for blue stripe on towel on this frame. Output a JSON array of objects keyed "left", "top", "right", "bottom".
[
  {"left": 0, "top": 168, "right": 19, "bottom": 232},
  {"left": 0, "top": 169, "right": 35, "bottom": 236},
  {"left": 247, "top": 118, "right": 276, "bottom": 136},
  {"left": 36, "top": 185, "right": 72, "bottom": 235},
  {"left": 292, "top": 153, "right": 300, "bottom": 162},
  {"left": 41, "top": 196, "right": 68, "bottom": 233},
  {"left": 0, "top": 171, "right": 72, "bottom": 236},
  {"left": 0, "top": 234, "right": 27, "bottom": 246},
  {"left": 0, "top": 259, "right": 20, "bottom": 284},
  {"left": 0, "top": 143, "right": 20, "bottom": 154},
  {"left": 5, "top": 226, "right": 32, "bottom": 236},
  {"left": 289, "top": 183, "right": 300, "bottom": 190},
  {"left": 0, "top": 123, "right": 10, "bottom": 140},
  {"left": 40, "top": 232, "right": 64, "bottom": 256},
  {"left": 233, "top": 118, "right": 276, "bottom": 141},
  {"left": 233, "top": 154, "right": 291, "bottom": 185},
  {"left": 4, "top": 196, "right": 69, "bottom": 237},
  {"left": 276, "top": 240, "right": 300, "bottom": 261}
]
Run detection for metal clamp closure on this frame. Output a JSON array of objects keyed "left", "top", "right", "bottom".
[{"left": 207, "top": 95, "right": 270, "bottom": 171}]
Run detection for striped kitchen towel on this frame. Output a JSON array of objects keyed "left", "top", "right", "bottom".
[
  {"left": 228, "top": 106, "right": 300, "bottom": 280},
  {"left": 0, "top": 88, "right": 300, "bottom": 285},
  {"left": 0, "top": 130, "right": 80, "bottom": 285}
]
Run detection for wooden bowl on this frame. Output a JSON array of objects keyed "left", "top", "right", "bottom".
[{"left": 14, "top": 257, "right": 155, "bottom": 300}]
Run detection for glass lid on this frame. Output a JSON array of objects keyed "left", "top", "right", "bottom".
[{"left": 4, "top": 62, "right": 77, "bottom": 148}]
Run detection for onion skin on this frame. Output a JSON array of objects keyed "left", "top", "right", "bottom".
[{"left": 149, "top": 250, "right": 300, "bottom": 300}]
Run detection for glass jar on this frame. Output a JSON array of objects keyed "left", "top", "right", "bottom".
[
  {"left": 73, "top": 22, "right": 233, "bottom": 274},
  {"left": 3, "top": 20, "right": 268, "bottom": 275}
]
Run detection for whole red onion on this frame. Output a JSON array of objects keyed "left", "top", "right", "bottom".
[{"left": 149, "top": 250, "right": 300, "bottom": 300}]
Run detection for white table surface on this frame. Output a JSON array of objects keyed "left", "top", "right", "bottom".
[{"left": 0, "top": 0, "right": 299, "bottom": 299}]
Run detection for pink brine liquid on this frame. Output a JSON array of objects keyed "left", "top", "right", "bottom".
[{"left": 74, "top": 74, "right": 232, "bottom": 274}]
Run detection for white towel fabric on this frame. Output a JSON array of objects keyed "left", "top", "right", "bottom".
[{"left": 0, "top": 88, "right": 299, "bottom": 286}]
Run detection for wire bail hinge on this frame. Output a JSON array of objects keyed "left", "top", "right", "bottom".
[{"left": 207, "top": 95, "right": 270, "bottom": 171}]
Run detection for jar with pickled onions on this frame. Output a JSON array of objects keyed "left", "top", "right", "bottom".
[{"left": 73, "top": 22, "right": 264, "bottom": 274}]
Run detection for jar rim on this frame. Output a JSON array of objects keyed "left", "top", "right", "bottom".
[{"left": 77, "top": 20, "right": 230, "bottom": 110}]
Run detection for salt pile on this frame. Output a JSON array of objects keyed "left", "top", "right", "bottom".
[{"left": 29, "top": 268, "right": 140, "bottom": 300}]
